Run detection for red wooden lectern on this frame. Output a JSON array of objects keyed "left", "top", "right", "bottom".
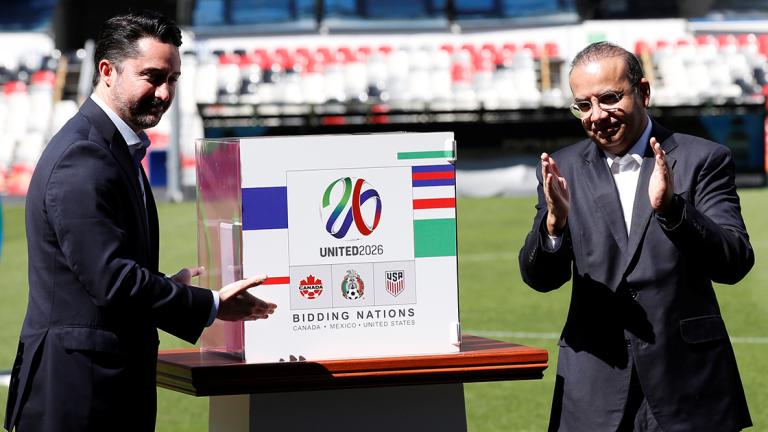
[{"left": 157, "top": 335, "right": 547, "bottom": 431}]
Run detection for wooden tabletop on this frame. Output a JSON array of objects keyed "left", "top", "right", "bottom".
[{"left": 157, "top": 335, "right": 548, "bottom": 396}]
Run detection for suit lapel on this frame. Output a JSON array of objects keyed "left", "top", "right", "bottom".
[
  {"left": 624, "top": 121, "right": 678, "bottom": 270},
  {"left": 142, "top": 167, "right": 160, "bottom": 271},
  {"left": 112, "top": 131, "right": 149, "bottom": 210},
  {"left": 108, "top": 131, "right": 152, "bottom": 257},
  {"left": 580, "top": 143, "right": 629, "bottom": 251},
  {"left": 625, "top": 149, "right": 654, "bottom": 262},
  {"left": 79, "top": 98, "right": 152, "bottom": 259}
]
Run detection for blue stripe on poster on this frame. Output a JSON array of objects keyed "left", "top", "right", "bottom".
[
  {"left": 242, "top": 187, "right": 288, "bottom": 230},
  {"left": 411, "top": 164, "right": 454, "bottom": 173},
  {"left": 413, "top": 178, "right": 456, "bottom": 187}
]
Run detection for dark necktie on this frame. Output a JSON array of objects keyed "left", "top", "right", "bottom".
[
  {"left": 128, "top": 144, "right": 148, "bottom": 173},
  {"left": 128, "top": 143, "right": 149, "bottom": 211}
]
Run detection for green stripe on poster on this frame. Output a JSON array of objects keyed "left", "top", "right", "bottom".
[
  {"left": 414, "top": 218, "right": 457, "bottom": 257},
  {"left": 398, "top": 150, "right": 454, "bottom": 160}
]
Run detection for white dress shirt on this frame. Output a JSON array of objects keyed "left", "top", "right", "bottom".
[{"left": 606, "top": 119, "right": 652, "bottom": 235}]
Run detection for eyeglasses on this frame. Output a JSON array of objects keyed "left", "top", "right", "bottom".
[{"left": 569, "top": 90, "right": 626, "bottom": 119}]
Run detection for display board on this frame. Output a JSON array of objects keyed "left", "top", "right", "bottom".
[{"left": 197, "top": 132, "right": 460, "bottom": 363}]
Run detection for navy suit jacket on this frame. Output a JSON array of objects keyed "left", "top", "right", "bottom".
[
  {"left": 519, "top": 120, "right": 753, "bottom": 432},
  {"left": 5, "top": 98, "right": 213, "bottom": 431}
]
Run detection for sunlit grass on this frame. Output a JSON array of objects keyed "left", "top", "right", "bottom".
[{"left": 1, "top": 188, "right": 766, "bottom": 430}]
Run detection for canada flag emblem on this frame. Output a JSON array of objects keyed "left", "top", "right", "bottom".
[{"left": 299, "top": 275, "right": 324, "bottom": 299}]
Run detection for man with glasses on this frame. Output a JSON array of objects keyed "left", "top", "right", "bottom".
[{"left": 519, "top": 42, "right": 753, "bottom": 431}]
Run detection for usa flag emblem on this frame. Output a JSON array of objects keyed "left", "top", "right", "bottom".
[{"left": 385, "top": 270, "right": 405, "bottom": 297}]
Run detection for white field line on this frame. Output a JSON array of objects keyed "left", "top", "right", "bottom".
[
  {"left": 467, "top": 330, "right": 768, "bottom": 345},
  {"left": 460, "top": 254, "right": 766, "bottom": 346}
]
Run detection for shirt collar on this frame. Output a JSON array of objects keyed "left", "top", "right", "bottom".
[
  {"left": 605, "top": 116, "right": 652, "bottom": 168},
  {"left": 90, "top": 94, "right": 150, "bottom": 148}
]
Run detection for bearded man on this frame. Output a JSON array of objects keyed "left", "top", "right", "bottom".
[{"left": 5, "top": 11, "right": 276, "bottom": 432}]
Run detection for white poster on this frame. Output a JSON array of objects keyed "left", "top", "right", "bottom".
[{"left": 237, "top": 132, "right": 460, "bottom": 362}]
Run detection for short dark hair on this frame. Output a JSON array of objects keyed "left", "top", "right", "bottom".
[
  {"left": 92, "top": 10, "right": 182, "bottom": 86},
  {"left": 570, "top": 42, "right": 644, "bottom": 86}
]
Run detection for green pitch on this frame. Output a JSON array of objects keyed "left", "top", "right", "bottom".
[{"left": 1, "top": 189, "right": 766, "bottom": 431}]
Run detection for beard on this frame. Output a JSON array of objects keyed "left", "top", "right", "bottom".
[
  {"left": 111, "top": 82, "right": 171, "bottom": 131},
  {"left": 127, "top": 96, "right": 170, "bottom": 130}
]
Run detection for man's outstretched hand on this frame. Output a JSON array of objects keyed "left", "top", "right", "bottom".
[{"left": 217, "top": 274, "right": 277, "bottom": 321}]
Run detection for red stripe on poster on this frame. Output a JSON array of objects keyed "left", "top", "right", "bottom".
[
  {"left": 262, "top": 276, "right": 290, "bottom": 285},
  {"left": 411, "top": 171, "right": 455, "bottom": 181},
  {"left": 413, "top": 198, "right": 456, "bottom": 209}
]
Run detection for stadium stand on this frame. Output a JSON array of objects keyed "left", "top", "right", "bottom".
[{"left": 1, "top": 0, "right": 767, "bottom": 196}]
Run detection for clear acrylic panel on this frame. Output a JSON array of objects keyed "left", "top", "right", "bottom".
[{"left": 196, "top": 138, "right": 245, "bottom": 356}]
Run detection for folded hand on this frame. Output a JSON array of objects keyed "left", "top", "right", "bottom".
[{"left": 541, "top": 152, "right": 569, "bottom": 236}]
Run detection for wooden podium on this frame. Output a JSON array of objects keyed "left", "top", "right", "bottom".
[{"left": 157, "top": 335, "right": 548, "bottom": 431}]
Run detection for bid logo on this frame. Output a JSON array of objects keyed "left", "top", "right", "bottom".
[
  {"left": 298, "top": 275, "right": 323, "bottom": 299},
  {"left": 341, "top": 270, "right": 365, "bottom": 300},
  {"left": 321, "top": 177, "right": 382, "bottom": 239},
  {"left": 385, "top": 270, "right": 405, "bottom": 297}
]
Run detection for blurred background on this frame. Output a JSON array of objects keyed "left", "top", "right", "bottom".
[
  {"left": 1, "top": 0, "right": 767, "bottom": 200},
  {"left": 1, "top": 1, "right": 767, "bottom": 430}
]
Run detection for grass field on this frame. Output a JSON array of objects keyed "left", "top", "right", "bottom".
[{"left": 0, "top": 189, "right": 766, "bottom": 431}]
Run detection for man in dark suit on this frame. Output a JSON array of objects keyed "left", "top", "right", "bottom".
[
  {"left": 5, "top": 11, "right": 276, "bottom": 432},
  {"left": 519, "top": 42, "right": 754, "bottom": 431}
]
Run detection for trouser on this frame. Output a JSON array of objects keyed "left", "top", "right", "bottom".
[{"left": 617, "top": 365, "right": 662, "bottom": 432}]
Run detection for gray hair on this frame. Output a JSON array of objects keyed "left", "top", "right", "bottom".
[{"left": 570, "top": 41, "right": 645, "bottom": 86}]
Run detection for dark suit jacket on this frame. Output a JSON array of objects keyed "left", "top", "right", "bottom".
[
  {"left": 5, "top": 98, "right": 213, "bottom": 431},
  {"left": 519, "top": 120, "right": 753, "bottom": 432}
]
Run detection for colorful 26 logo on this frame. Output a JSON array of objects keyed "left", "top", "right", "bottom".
[{"left": 321, "top": 177, "right": 382, "bottom": 239}]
